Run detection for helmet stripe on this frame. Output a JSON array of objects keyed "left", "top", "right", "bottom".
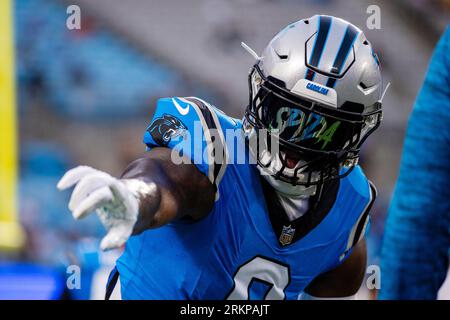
[
  {"left": 305, "top": 15, "right": 332, "bottom": 81},
  {"left": 326, "top": 24, "right": 359, "bottom": 88}
]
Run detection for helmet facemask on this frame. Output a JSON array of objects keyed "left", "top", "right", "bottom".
[{"left": 243, "top": 63, "right": 382, "bottom": 193}]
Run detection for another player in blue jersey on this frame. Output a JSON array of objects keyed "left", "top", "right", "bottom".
[
  {"left": 58, "top": 15, "right": 385, "bottom": 300},
  {"left": 379, "top": 27, "right": 450, "bottom": 300}
]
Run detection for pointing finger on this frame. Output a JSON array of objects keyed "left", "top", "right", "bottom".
[
  {"left": 68, "top": 173, "right": 112, "bottom": 211},
  {"left": 73, "top": 186, "right": 114, "bottom": 220},
  {"left": 57, "top": 166, "right": 97, "bottom": 190}
]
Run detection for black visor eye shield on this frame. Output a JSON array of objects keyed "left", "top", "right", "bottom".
[{"left": 245, "top": 64, "right": 382, "bottom": 186}]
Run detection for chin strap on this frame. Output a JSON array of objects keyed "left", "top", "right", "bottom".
[
  {"left": 241, "top": 42, "right": 261, "bottom": 61},
  {"left": 259, "top": 170, "right": 318, "bottom": 197},
  {"left": 380, "top": 81, "right": 391, "bottom": 103},
  {"left": 282, "top": 184, "right": 317, "bottom": 198}
]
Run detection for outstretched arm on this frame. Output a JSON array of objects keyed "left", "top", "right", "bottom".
[
  {"left": 121, "top": 147, "right": 215, "bottom": 234},
  {"left": 58, "top": 147, "right": 215, "bottom": 250}
]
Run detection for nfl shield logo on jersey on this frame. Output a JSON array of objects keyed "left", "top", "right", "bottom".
[{"left": 279, "top": 225, "right": 296, "bottom": 246}]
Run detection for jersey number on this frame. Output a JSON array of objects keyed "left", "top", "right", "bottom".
[{"left": 226, "top": 256, "right": 290, "bottom": 300}]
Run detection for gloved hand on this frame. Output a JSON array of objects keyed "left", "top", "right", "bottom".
[{"left": 57, "top": 166, "right": 139, "bottom": 250}]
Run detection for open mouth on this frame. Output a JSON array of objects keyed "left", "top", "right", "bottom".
[{"left": 282, "top": 151, "right": 302, "bottom": 169}]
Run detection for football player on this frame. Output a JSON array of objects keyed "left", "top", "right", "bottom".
[{"left": 58, "top": 15, "right": 384, "bottom": 300}]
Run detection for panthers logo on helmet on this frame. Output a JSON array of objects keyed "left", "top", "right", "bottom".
[{"left": 147, "top": 114, "right": 187, "bottom": 147}]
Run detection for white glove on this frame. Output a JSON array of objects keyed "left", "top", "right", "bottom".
[{"left": 57, "top": 166, "right": 140, "bottom": 251}]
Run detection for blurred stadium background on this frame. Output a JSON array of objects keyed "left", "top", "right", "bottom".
[{"left": 0, "top": 0, "right": 449, "bottom": 299}]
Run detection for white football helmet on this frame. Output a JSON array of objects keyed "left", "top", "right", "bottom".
[{"left": 243, "top": 15, "right": 383, "bottom": 196}]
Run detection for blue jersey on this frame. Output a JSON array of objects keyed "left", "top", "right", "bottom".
[{"left": 115, "top": 97, "right": 375, "bottom": 300}]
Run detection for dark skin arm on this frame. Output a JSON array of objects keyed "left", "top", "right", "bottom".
[
  {"left": 120, "top": 147, "right": 215, "bottom": 235},
  {"left": 304, "top": 239, "right": 367, "bottom": 297}
]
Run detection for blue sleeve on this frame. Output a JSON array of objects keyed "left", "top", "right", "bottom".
[
  {"left": 143, "top": 97, "right": 227, "bottom": 191},
  {"left": 380, "top": 27, "right": 450, "bottom": 300}
]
